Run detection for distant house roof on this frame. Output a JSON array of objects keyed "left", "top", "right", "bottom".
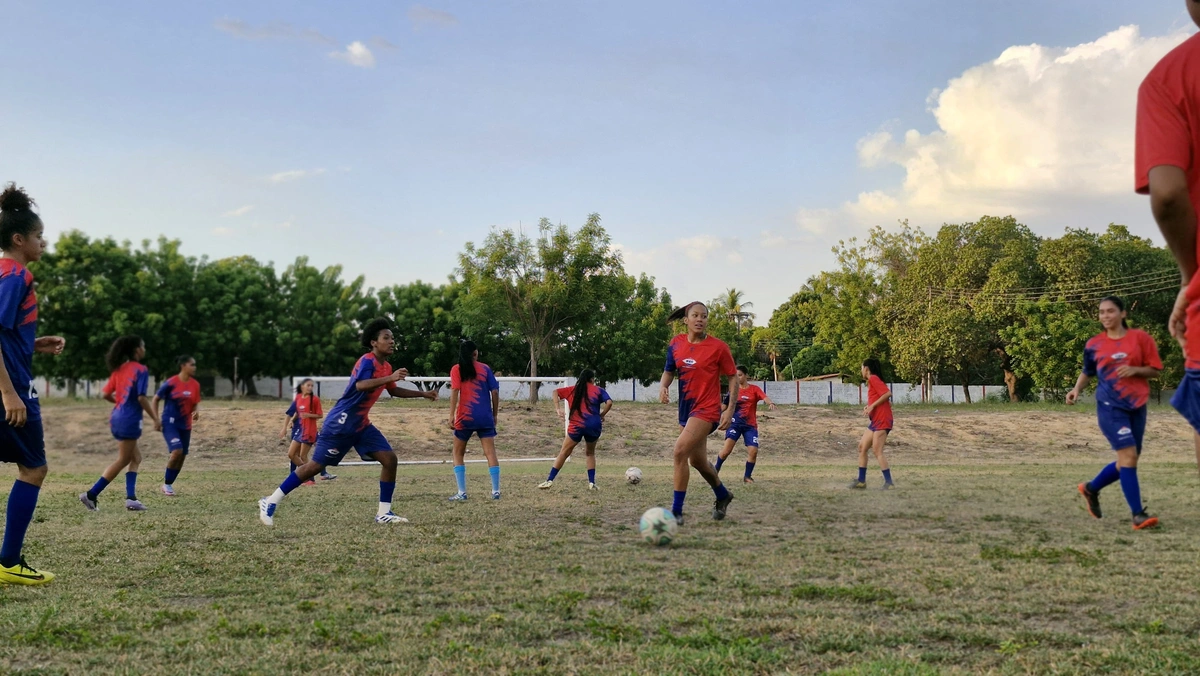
[{"left": 799, "top": 373, "right": 843, "bottom": 382}]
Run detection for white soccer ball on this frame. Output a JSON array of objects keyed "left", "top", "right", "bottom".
[
  {"left": 639, "top": 507, "right": 677, "bottom": 546},
  {"left": 625, "top": 467, "right": 643, "bottom": 485}
]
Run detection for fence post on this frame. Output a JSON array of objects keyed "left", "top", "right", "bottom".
[
  {"left": 632, "top": 380, "right": 636, "bottom": 402},
  {"left": 982, "top": 385, "right": 986, "bottom": 401},
  {"left": 858, "top": 383, "right": 862, "bottom": 405},
  {"left": 828, "top": 381, "right": 833, "bottom": 405},
  {"left": 795, "top": 380, "right": 799, "bottom": 404},
  {"left": 951, "top": 386, "right": 955, "bottom": 404}
]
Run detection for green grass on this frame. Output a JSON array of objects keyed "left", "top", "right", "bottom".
[{"left": 4, "top": 463, "right": 1200, "bottom": 674}]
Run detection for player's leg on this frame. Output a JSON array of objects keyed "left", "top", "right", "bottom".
[
  {"left": 871, "top": 430, "right": 893, "bottom": 488},
  {"left": 259, "top": 435, "right": 339, "bottom": 526},
  {"left": 584, "top": 439, "right": 598, "bottom": 489},
  {"left": 1, "top": 419, "right": 54, "bottom": 584},
  {"left": 300, "top": 441, "right": 317, "bottom": 486},
  {"left": 364, "top": 442, "right": 407, "bottom": 523},
  {"left": 314, "top": 442, "right": 336, "bottom": 480},
  {"left": 1119, "top": 407, "right": 1157, "bottom": 529},
  {"left": 82, "top": 438, "right": 138, "bottom": 510},
  {"left": 540, "top": 435, "right": 580, "bottom": 488},
  {"left": 162, "top": 429, "right": 187, "bottom": 496},
  {"left": 480, "top": 434, "right": 500, "bottom": 499},
  {"left": 287, "top": 440, "right": 302, "bottom": 472},
  {"left": 124, "top": 441, "right": 144, "bottom": 508},
  {"left": 744, "top": 441, "right": 758, "bottom": 484},
  {"left": 715, "top": 432, "right": 737, "bottom": 472},
  {"left": 670, "top": 423, "right": 700, "bottom": 522},
  {"left": 851, "top": 430, "right": 871, "bottom": 488},
  {"left": 685, "top": 420, "right": 733, "bottom": 520},
  {"left": 1082, "top": 407, "right": 1121, "bottom": 518},
  {"left": 449, "top": 433, "right": 470, "bottom": 500}
]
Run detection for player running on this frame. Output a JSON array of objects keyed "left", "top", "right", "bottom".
[
  {"left": 258, "top": 318, "right": 436, "bottom": 526},
  {"left": 850, "top": 358, "right": 895, "bottom": 490},
  {"left": 80, "top": 336, "right": 160, "bottom": 512},
  {"left": 280, "top": 378, "right": 333, "bottom": 486},
  {"left": 538, "top": 369, "right": 612, "bottom": 491},
  {"left": 659, "top": 301, "right": 737, "bottom": 526},
  {"left": 153, "top": 355, "right": 200, "bottom": 496},
  {"left": 715, "top": 364, "right": 776, "bottom": 484},
  {"left": 446, "top": 340, "right": 501, "bottom": 501},
  {"left": 1069, "top": 297, "right": 1162, "bottom": 530},
  {"left": 0, "top": 183, "right": 66, "bottom": 586}
]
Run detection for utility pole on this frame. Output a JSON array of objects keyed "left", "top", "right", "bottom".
[{"left": 233, "top": 356, "right": 239, "bottom": 400}]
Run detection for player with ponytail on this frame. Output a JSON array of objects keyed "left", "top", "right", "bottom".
[
  {"left": 446, "top": 339, "right": 501, "bottom": 500},
  {"left": 539, "top": 369, "right": 612, "bottom": 490}
]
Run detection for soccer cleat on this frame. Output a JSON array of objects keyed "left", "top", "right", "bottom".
[
  {"left": 302, "top": 479, "right": 316, "bottom": 487},
  {"left": 1132, "top": 512, "right": 1160, "bottom": 530},
  {"left": 0, "top": 557, "right": 55, "bottom": 586},
  {"left": 713, "top": 491, "right": 734, "bottom": 520},
  {"left": 588, "top": 482, "right": 598, "bottom": 491},
  {"left": 1078, "top": 482, "right": 1101, "bottom": 519},
  {"left": 743, "top": 477, "right": 755, "bottom": 485},
  {"left": 125, "top": 499, "right": 147, "bottom": 511},
  {"left": 319, "top": 472, "right": 337, "bottom": 481},
  {"left": 492, "top": 491, "right": 501, "bottom": 501},
  {"left": 161, "top": 484, "right": 176, "bottom": 497},
  {"left": 258, "top": 498, "right": 277, "bottom": 526},
  {"left": 848, "top": 481, "right": 866, "bottom": 490},
  {"left": 880, "top": 482, "right": 895, "bottom": 491},
  {"left": 673, "top": 512, "right": 685, "bottom": 527},
  {"left": 79, "top": 493, "right": 98, "bottom": 511},
  {"left": 375, "top": 512, "right": 409, "bottom": 524},
  {"left": 538, "top": 480, "right": 554, "bottom": 489},
  {"left": 447, "top": 492, "right": 468, "bottom": 502}
]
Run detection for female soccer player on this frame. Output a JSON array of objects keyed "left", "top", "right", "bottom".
[
  {"left": 258, "top": 318, "right": 436, "bottom": 526},
  {"left": 850, "top": 358, "right": 894, "bottom": 490},
  {"left": 1069, "top": 296, "right": 1162, "bottom": 530},
  {"left": 153, "top": 354, "right": 200, "bottom": 496},
  {"left": 280, "top": 378, "right": 332, "bottom": 486},
  {"left": 659, "top": 301, "right": 737, "bottom": 526},
  {"left": 0, "top": 183, "right": 66, "bottom": 586},
  {"left": 715, "top": 365, "right": 776, "bottom": 483},
  {"left": 447, "top": 340, "right": 501, "bottom": 501},
  {"left": 538, "top": 369, "right": 612, "bottom": 491},
  {"left": 80, "top": 336, "right": 161, "bottom": 512}
]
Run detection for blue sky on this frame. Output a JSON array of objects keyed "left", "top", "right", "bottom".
[{"left": 0, "top": 1, "right": 1192, "bottom": 318}]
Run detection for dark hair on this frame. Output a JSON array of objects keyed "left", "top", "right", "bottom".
[
  {"left": 106, "top": 335, "right": 144, "bottom": 372},
  {"left": 1099, "top": 295, "right": 1129, "bottom": 328},
  {"left": 361, "top": 317, "right": 392, "bottom": 349},
  {"left": 736, "top": 364, "right": 748, "bottom": 375},
  {"left": 862, "top": 358, "right": 882, "bottom": 379},
  {"left": 176, "top": 354, "right": 194, "bottom": 368},
  {"left": 667, "top": 301, "right": 707, "bottom": 323},
  {"left": 0, "top": 183, "right": 42, "bottom": 252},
  {"left": 458, "top": 340, "right": 477, "bottom": 381},
  {"left": 295, "top": 377, "right": 314, "bottom": 395},
  {"left": 570, "top": 369, "right": 595, "bottom": 418}
]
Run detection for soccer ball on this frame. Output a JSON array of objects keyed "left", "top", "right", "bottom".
[
  {"left": 639, "top": 507, "right": 677, "bottom": 546},
  {"left": 625, "top": 467, "right": 643, "bottom": 485}
]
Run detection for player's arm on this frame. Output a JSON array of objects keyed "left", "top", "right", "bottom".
[
  {"left": 720, "top": 376, "right": 740, "bottom": 431},
  {"left": 387, "top": 384, "right": 436, "bottom": 400},
  {"left": 447, "top": 389, "right": 459, "bottom": 429},
  {"left": 151, "top": 394, "right": 161, "bottom": 421},
  {"left": 33, "top": 336, "right": 65, "bottom": 355},
  {"left": 357, "top": 367, "right": 408, "bottom": 391},
  {"left": 763, "top": 393, "right": 777, "bottom": 410},
  {"left": 1065, "top": 372, "right": 1090, "bottom": 405},
  {"left": 491, "top": 389, "right": 499, "bottom": 420},
  {"left": 139, "top": 395, "right": 161, "bottom": 431},
  {"left": 551, "top": 389, "right": 565, "bottom": 418},
  {"left": 192, "top": 402, "right": 200, "bottom": 422},
  {"left": 866, "top": 389, "right": 891, "bottom": 413},
  {"left": 0, "top": 342, "right": 26, "bottom": 427},
  {"left": 658, "top": 371, "right": 674, "bottom": 404},
  {"left": 1149, "top": 166, "right": 1197, "bottom": 346},
  {"left": 599, "top": 399, "right": 612, "bottom": 420},
  {"left": 280, "top": 412, "right": 294, "bottom": 439}
]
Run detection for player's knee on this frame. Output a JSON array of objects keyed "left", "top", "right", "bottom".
[
  {"left": 19, "top": 463, "right": 47, "bottom": 484},
  {"left": 379, "top": 454, "right": 398, "bottom": 470}
]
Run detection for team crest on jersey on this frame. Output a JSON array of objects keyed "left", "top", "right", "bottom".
[
  {"left": 1112, "top": 352, "right": 1128, "bottom": 360},
  {"left": 683, "top": 358, "right": 697, "bottom": 366}
]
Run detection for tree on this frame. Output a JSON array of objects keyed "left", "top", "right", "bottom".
[
  {"left": 787, "top": 344, "right": 837, "bottom": 379},
  {"left": 1000, "top": 300, "right": 1096, "bottom": 400},
  {"left": 277, "top": 257, "right": 367, "bottom": 378},
  {"left": 719, "top": 287, "right": 755, "bottom": 333},
  {"left": 750, "top": 326, "right": 785, "bottom": 381},
  {"left": 193, "top": 256, "right": 281, "bottom": 395},
  {"left": 766, "top": 289, "right": 820, "bottom": 366}
]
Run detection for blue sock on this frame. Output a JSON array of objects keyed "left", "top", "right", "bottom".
[
  {"left": 88, "top": 476, "right": 111, "bottom": 500},
  {"left": 289, "top": 463, "right": 296, "bottom": 473},
  {"left": 125, "top": 472, "right": 138, "bottom": 499},
  {"left": 713, "top": 482, "right": 730, "bottom": 500},
  {"left": 715, "top": 456, "right": 725, "bottom": 471},
  {"left": 1089, "top": 462, "right": 1119, "bottom": 493},
  {"left": 1119, "top": 466, "right": 1144, "bottom": 515},
  {"left": 857, "top": 467, "right": 867, "bottom": 483},
  {"left": 672, "top": 490, "right": 686, "bottom": 516},
  {"left": 587, "top": 468, "right": 596, "bottom": 484},
  {"left": 882, "top": 469, "right": 893, "bottom": 484},
  {"left": 164, "top": 467, "right": 180, "bottom": 486},
  {"left": 380, "top": 481, "right": 396, "bottom": 504},
  {"left": 1, "top": 480, "right": 40, "bottom": 568},
  {"left": 279, "top": 472, "right": 302, "bottom": 496},
  {"left": 547, "top": 466, "right": 560, "bottom": 482},
  {"left": 745, "top": 461, "right": 755, "bottom": 479},
  {"left": 489, "top": 465, "right": 500, "bottom": 493},
  {"left": 454, "top": 464, "right": 467, "bottom": 494}
]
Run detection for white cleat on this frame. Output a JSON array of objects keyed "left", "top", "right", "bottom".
[
  {"left": 125, "top": 499, "right": 147, "bottom": 511},
  {"left": 375, "top": 512, "right": 409, "bottom": 524},
  {"left": 537, "top": 480, "right": 554, "bottom": 489},
  {"left": 258, "top": 498, "right": 276, "bottom": 526},
  {"left": 161, "top": 484, "right": 176, "bottom": 497},
  {"left": 588, "top": 483, "right": 598, "bottom": 491}
]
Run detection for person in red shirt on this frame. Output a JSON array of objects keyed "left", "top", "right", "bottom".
[
  {"left": 152, "top": 355, "right": 201, "bottom": 496},
  {"left": 850, "top": 358, "right": 894, "bottom": 490},
  {"left": 539, "top": 369, "right": 613, "bottom": 491},
  {"left": 714, "top": 365, "right": 776, "bottom": 484},
  {"left": 279, "top": 378, "right": 331, "bottom": 487},
  {"left": 659, "top": 301, "right": 737, "bottom": 525},
  {"left": 1136, "top": 2, "right": 1200, "bottom": 479}
]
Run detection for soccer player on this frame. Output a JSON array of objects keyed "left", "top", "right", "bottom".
[
  {"left": 446, "top": 340, "right": 501, "bottom": 501},
  {"left": 280, "top": 378, "right": 332, "bottom": 486},
  {"left": 0, "top": 183, "right": 66, "bottom": 586},
  {"left": 850, "top": 358, "right": 895, "bottom": 490},
  {"left": 258, "top": 318, "right": 435, "bottom": 526},
  {"left": 80, "top": 336, "right": 160, "bottom": 512},
  {"left": 659, "top": 301, "right": 737, "bottom": 526},
  {"left": 1137, "top": 2, "right": 1200, "bottom": 481},
  {"left": 153, "top": 354, "right": 200, "bottom": 496},
  {"left": 715, "top": 365, "right": 776, "bottom": 484},
  {"left": 1069, "top": 297, "right": 1162, "bottom": 530},
  {"left": 538, "top": 369, "right": 612, "bottom": 491}
]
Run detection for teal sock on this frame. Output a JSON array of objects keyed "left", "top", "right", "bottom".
[
  {"left": 453, "top": 464, "right": 467, "bottom": 494},
  {"left": 489, "top": 465, "right": 500, "bottom": 493}
]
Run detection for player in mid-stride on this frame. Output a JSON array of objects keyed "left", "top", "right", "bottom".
[
  {"left": 1069, "top": 296, "right": 1162, "bottom": 530},
  {"left": 153, "top": 354, "right": 201, "bottom": 496},
  {"left": 0, "top": 183, "right": 66, "bottom": 586},
  {"left": 659, "top": 301, "right": 737, "bottom": 526},
  {"left": 258, "top": 318, "right": 436, "bottom": 526},
  {"left": 281, "top": 378, "right": 333, "bottom": 486},
  {"left": 538, "top": 368, "right": 612, "bottom": 491},
  {"left": 715, "top": 365, "right": 776, "bottom": 484},
  {"left": 850, "top": 358, "right": 895, "bottom": 490}
]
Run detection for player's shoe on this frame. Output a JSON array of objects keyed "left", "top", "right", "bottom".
[
  {"left": 447, "top": 492, "right": 468, "bottom": 502},
  {"left": 880, "top": 482, "right": 896, "bottom": 491},
  {"left": 1132, "top": 512, "right": 1160, "bottom": 530},
  {"left": 161, "top": 484, "right": 176, "bottom": 497},
  {"left": 319, "top": 472, "right": 337, "bottom": 481},
  {"left": 1078, "top": 482, "right": 1101, "bottom": 519},
  {"left": 375, "top": 512, "right": 409, "bottom": 524},
  {"left": 538, "top": 480, "right": 554, "bottom": 489},
  {"left": 79, "top": 493, "right": 98, "bottom": 511},
  {"left": 588, "top": 482, "right": 598, "bottom": 491},
  {"left": 848, "top": 481, "right": 866, "bottom": 490},
  {"left": 743, "top": 477, "right": 755, "bottom": 484},
  {"left": 713, "top": 491, "right": 734, "bottom": 520},
  {"left": 125, "top": 499, "right": 147, "bottom": 511},
  {"left": 492, "top": 491, "right": 501, "bottom": 500},
  {"left": 258, "top": 498, "right": 276, "bottom": 526},
  {"left": 673, "top": 512, "right": 685, "bottom": 527},
  {"left": 0, "top": 557, "right": 55, "bottom": 586},
  {"left": 302, "top": 479, "right": 316, "bottom": 487}
]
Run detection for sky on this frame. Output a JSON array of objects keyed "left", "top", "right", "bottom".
[{"left": 1, "top": 1, "right": 1194, "bottom": 320}]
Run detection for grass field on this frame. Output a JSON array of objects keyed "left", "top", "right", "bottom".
[{"left": 4, "top": 401, "right": 1200, "bottom": 674}]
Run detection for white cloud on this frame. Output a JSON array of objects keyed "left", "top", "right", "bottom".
[
  {"left": 221, "top": 205, "right": 254, "bottom": 217},
  {"left": 409, "top": 5, "right": 458, "bottom": 28},
  {"left": 268, "top": 168, "right": 326, "bottom": 184},
  {"left": 329, "top": 41, "right": 376, "bottom": 68}
]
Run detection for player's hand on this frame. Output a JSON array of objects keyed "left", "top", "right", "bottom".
[
  {"left": 447, "top": 419, "right": 455, "bottom": 430},
  {"left": 863, "top": 405, "right": 872, "bottom": 417},
  {"left": 423, "top": 390, "right": 437, "bottom": 401},
  {"left": 1114, "top": 365, "right": 1136, "bottom": 378},
  {"left": 392, "top": 368, "right": 409, "bottom": 382},
  {"left": 34, "top": 336, "right": 65, "bottom": 355},
  {"left": 659, "top": 389, "right": 670, "bottom": 404},
  {"left": 2, "top": 390, "right": 26, "bottom": 428},
  {"left": 192, "top": 411, "right": 200, "bottom": 422},
  {"left": 1065, "top": 389, "right": 1078, "bottom": 405},
  {"left": 1171, "top": 285, "right": 1189, "bottom": 349},
  {"left": 153, "top": 419, "right": 163, "bottom": 432},
  {"left": 718, "top": 409, "right": 734, "bottom": 431},
  {"left": 768, "top": 403, "right": 777, "bottom": 411}
]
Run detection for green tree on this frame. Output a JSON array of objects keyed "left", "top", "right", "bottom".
[
  {"left": 277, "top": 257, "right": 367, "bottom": 378},
  {"left": 787, "top": 344, "right": 837, "bottom": 379},
  {"left": 718, "top": 287, "right": 755, "bottom": 333},
  {"left": 767, "top": 289, "right": 820, "bottom": 366},
  {"left": 750, "top": 325, "right": 785, "bottom": 381},
  {"left": 1000, "top": 300, "right": 1096, "bottom": 400},
  {"left": 193, "top": 256, "right": 281, "bottom": 394}
]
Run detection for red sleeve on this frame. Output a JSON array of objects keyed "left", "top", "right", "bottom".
[
  {"left": 555, "top": 386, "right": 571, "bottom": 399},
  {"left": 756, "top": 387, "right": 767, "bottom": 403},
  {"left": 449, "top": 365, "right": 461, "bottom": 390},
  {"left": 102, "top": 377, "right": 115, "bottom": 396},
  {"left": 1142, "top": 331, "right": 1164, "bottom": 370},
  {"left": 719, "top": 343, "right": 736, "bottom": 377},
  {"left": 313, "top": 397, "right": 323, "bottom": 416},
  {"left": 1135, "top": 76, "right": 1192, "bottom": 194}
]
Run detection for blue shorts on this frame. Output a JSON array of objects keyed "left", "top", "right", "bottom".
[
  {"left": 1097, "top": 403, "right": 1147, "bottom": 452},
  {"left": 1172, "top": 369, "right": 1200, "bottom": 435},
  {"left": 291, "top": 425, "right": 316, "bottom": 445},
  {"left": 311, "top": 424, "right": 391, "bottom": 466},
  {"left": 568, "top": 428, "right": 601, "bottom": 443},
  {"left": 725, "top": 424, "right": 759, "bottom": 447},
  {"left": 454, "top": 427, "right": 497, "bottom": 441},
  {"left": 0, "top": 417, "right": 45, "bottom": 469},
  {"left": 163, "top": 426, "right": 191, "bottom": 454},
  {"left": 111, "top": 418, "right": 143, "bottom": 441}
]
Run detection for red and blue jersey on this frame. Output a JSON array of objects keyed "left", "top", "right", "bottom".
[
  {"left": 731, "top": 384, "right": 766, "bottom": 428},
  {"left": 104, "top": 361, "right": 149, "bottom": 426},
  {"left": 0, "top": 259, "right": 38, "bottom": 420},
  {"left": 156, "top": 375, "right": 201, "bottom": 430},
  {"left": 664, "top": 334, "right": 736, "bottom": 425},
  {"left": 867, "top": 374, "right": 893, "bottom": 430},
  {"left": 323, "top": 354, "right": 391, "bottom": 435},
  {"left": 286, "top": 392, "right": 322, "bottom": 439},
  {"left": 1083, "top": 329, "right": 1162, "bottom": 410},
  {"left": 451, "top": 361, "right": 499, "bottom": 430},
  {"left": 556, "top": 383, "right": 611, "bottom": 435}
]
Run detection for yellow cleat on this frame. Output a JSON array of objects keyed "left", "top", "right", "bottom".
[{"left": 0, "top": 557, "right": 56, "bottom": 585}]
